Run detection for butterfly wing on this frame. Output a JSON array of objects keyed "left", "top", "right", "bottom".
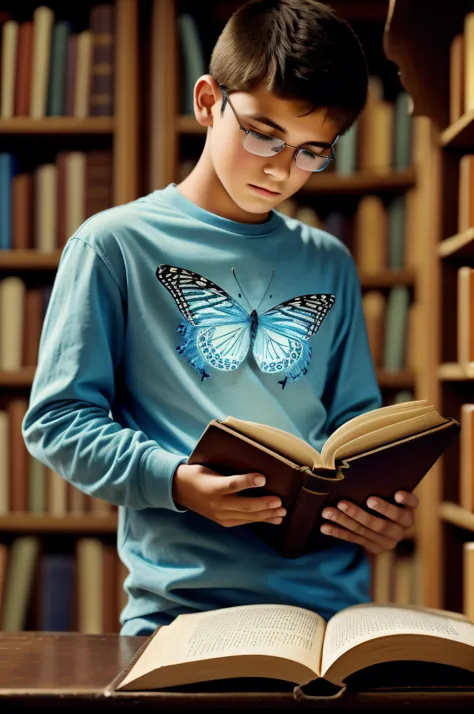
[
  {"left": 253, "top": 294, "right": 335, "bottom": 383},
  {"left": 156, "top": 264, "right": 249, "bottom": 327},
  {"left": 156, "top": 265, "right": 251, "bottom": 375}
]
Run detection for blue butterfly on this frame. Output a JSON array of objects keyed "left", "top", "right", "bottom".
[{"left": 156, "top": 264, "right": 335, "bottom": 389}]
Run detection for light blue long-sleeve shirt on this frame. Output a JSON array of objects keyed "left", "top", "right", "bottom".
[{"left": 22, "top": 183, "right": 381, "bottom": 634}]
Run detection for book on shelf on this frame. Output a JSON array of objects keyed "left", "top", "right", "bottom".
[
  {"left": 457, "top": 267, "right": 474, "bottom": 368},
  {"left": 106, "top": 601, "right": 474, "bottom": 697},
  {"left": 0, "top": 4, "right": 114, "bottom": 120},
  {"left": 188, "top": 400, "right": 460, "bottom": 558},
  {"left": 464, "top": 543, "right": 474, "bottom": 623},
  {"left": 460, "top": 404, "right": 474, "bottom": 512}
]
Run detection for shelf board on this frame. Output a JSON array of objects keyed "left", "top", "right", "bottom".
[
  {"left": 439, "top": 502, "right": 474, "bottom": 532},
  {"left": 359, "top": 269, "right": 415, "bottom": 288},
  {"left": 0, "top": 118, "right": 114, "bottom": 134},
  {"left": 437, "top": 363, "right": 474, "bottom": 380},
  {"left": 0, "top": 513, "right": 118, "bottom": 533},
  {"left": 0, "top": 367, "right": 36, "bottom": 387},
  {"left": 438, "top": 228, "right": 474, "bottom": 259},
  {"left": 0, "top": 250, "right": 62, "bottom": 269},
  {"left": 300, "top": 167, "right": 416, "bottom": 196},
  {"left": 440, "top": 110, "right": 474, "bottom": 149},
  {"left": 177, "top": 115, "right": 205, "bottom": 134},
  {"left": 376, "top": 369, "right": 414, "bottom": 389}
]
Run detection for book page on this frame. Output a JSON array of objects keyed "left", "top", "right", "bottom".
[
  {"left": 323, "top": 411, "right": 446, "bottom": 468},
  {"left": 321, "top": 603, "right": 474, "bottom": 675},
  {"left": 118, "top": 604, "right": 326, "bottom": 688},
  {"left": 223, "top": 417, "right": 324, "bottom": 468},
  {"left": 321, "top": 404, "right": 436, "bottom": 464}
]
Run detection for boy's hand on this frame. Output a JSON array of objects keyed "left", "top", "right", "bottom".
[
  {"left": 173, "top": 464, "right": 286, "bottom": 527},
  {"left": 320, "top": 491, "right": 419, "bottom": 554}
]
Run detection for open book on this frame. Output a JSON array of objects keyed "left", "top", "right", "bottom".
[
  {"left": 107, "top": 602, "right": 474, "bottom": 699},
  {"left": 188, "top": 400, "right": 460, "bottom": 557}
]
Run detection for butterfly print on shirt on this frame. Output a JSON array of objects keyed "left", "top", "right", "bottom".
[{"left": 156, "top": 264, "right": 335, "bottom": 389}]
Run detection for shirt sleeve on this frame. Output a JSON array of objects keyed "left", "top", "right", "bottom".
[
  {"left": 321, "top": 253, "right": 382, "bottom": 435},
  {"left": 22, "top": 236, "right": 187, "bottom": 511}
]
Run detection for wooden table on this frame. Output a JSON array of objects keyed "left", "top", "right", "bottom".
[{"left": 0, "top": 632, "right": 474, "bottom": 710}]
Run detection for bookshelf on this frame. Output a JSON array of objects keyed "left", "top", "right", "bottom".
[
  {"left": 384, "top": 0, "right": 474, "bottom": 617},
  {"left": 0, "top": 0, "right": 138, "bottom": 633}
]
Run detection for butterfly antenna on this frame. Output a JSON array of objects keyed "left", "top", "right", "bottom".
[
  {"left": 231, "top": 268, "right": 253, "bottom": 310},
  {"left": 255, "top": 268, "right": 275, "bottom": 312}
]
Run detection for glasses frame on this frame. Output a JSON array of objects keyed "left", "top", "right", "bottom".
[{"left": 219, "top": 85, "right": 338, "bottom": 173}]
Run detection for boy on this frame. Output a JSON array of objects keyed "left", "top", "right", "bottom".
[{"left": 23, "top": 0, "right": 418, "bottom": 636}]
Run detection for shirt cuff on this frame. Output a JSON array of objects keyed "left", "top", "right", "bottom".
[{"left": 139, "top": 447, "right": 188, "bottom": 511}]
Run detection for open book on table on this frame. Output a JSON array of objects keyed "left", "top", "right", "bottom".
[
  {"left": 107, "top": 602, "right": 474, "bottom": 699},
  {"left": 188, "top": 399, "right": 460, "bottom": 557}
]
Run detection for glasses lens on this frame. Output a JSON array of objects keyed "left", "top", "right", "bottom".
[
  {"left": 296, "top": 149, "right": 332, "bottom": 172},
  {"left": 243, "top": 131, "right": 285, "bottom": 157}
]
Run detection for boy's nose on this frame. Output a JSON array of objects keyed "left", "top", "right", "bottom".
[{"left": 262, "top": 148, "right": 293, "bottom": 181}]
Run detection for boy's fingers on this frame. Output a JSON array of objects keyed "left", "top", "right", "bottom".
[
  {"left": 218, "top": 472, "right": 267, "bottom": 494},
  {"left": 222, "top": 508, "right": 286, "bottom": 524}
]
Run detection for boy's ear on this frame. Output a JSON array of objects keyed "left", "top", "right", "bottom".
[{"left": 193, "top": 75, "right": 222, "bottom": 128}]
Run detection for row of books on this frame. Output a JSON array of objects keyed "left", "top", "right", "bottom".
[
  {"left": 0, "top": 279, "right": 50, "bottom": 370},
  {"left": 276, "top": 194, "right": 411, "bottom": 272},
  {"left": 363, "top": 287, "right": 415, "bottom": 373},
  {"left": 0, "top": 4, "right": 114, "bottom": 119},
  {"left": 0, "top": 151, "right": 113, "bottom": 250},
  {"left": 0, "top": 536, "right": 126, "bottom": 633},
  {"left": 449, "top": 12, "right": 474, "bottom": 125},
  {"left": 0, "top": 398, "right": 116, "bottom": 515}
]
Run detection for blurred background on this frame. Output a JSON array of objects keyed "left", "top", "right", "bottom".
[{"left": 0, "top": 0, "right": 472, "bottom": 633}]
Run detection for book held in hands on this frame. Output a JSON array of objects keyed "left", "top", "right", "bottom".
[{"left": 188, "top": 400, "right": 460, "bottom": 557}]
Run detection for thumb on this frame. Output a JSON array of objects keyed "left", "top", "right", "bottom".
[{"left": 219, "top": 472, "right": 266, "bottom": 494}]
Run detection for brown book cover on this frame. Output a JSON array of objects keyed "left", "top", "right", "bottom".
[
  {"left": 89, "top": 4, "right": 114, "bottom": 117},
  {"left": 7, "top": 398, "right": 29, "bottom": 512},
  {"left": 14, "top": 21, "right": 33, "bottom": 117},
  {"left": 102, "top": 543, "right": 118, "bottom": 633},
  {"left": 188, "top": 402, "right": 460, "bottom": 558},
  {"left": 12, "top": 172, "right": 33, "bottom": 249},
  {"left": 56, "top": 151, "right": 68, "bottom": 248}
]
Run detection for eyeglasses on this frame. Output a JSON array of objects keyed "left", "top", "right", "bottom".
[{"left": 220, "top": 86, "right": 338, "bottom": 173}]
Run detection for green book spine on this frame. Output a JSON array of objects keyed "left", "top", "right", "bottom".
[
  {"left": 388, "top": 196, "right": 406, "bottom": 269},
  {"left": 28, "top": 456, "right": 46, "bottom": 513},
  {"left": 178, "top": 14, "right": 206, "bottom": 115},
  {"left": 383, "top": 285, "right": 410, "bottom": 371},
  {"left": 47, "top": 21, "right": 70, "bottom": 116},
  {"left": 1, "top": 536, "right": 40, "bottom": 631},
  {"left": 394, "top": 92, "right": 412, "bottom": 168},
  {"left": 335, "top": 121, "right": 357, "bottom": 175}
]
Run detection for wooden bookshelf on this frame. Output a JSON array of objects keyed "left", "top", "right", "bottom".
[
  {"left": 300, "top": 167, "right": 416, "bottom": 195},
  {"left": 376, "top": 369, "right": 415, "bottom": 389},
  {"left": 438, "top": 363, "right": 474, "bottom": 380},
  {"left": 0, "top": 368, "right": 36, "bottom": 387},
  {"left": 0, "top": 514, "right": 117, "bottom": 534},
  {"left": 0, "top": 118, "right": 114, "bottom": 134},
  {"left": 438, "top": 228, "right": 474, "bottom": 258},
  {"left": 440, "top": 109, "right": 474, "bottom": 149},
  {"left": 384, "top": 0, "right": 474, "bottom": 616},
  {"left": 359, "top": 269, "right": 415, "bottom": 288},
  {"left": 0, "top": 250, "right": 62, "bottom": 270},
  {"left": 440, "top": 502, "right": 474, "bottom": 533}
]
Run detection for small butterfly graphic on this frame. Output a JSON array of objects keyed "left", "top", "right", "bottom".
[{"left": 156, "top": 264, "right": 335, "bottom": 389}]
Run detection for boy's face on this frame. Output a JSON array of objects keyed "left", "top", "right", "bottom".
[{"left": 208, "top": 82, "right": 339, "bottom": 219}]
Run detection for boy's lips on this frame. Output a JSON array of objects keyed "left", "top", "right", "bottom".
[{"left": 249, "top": 184, "right": 281, "bottom": 197}]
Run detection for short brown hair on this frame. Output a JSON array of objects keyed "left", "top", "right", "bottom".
[{"left": 209, "top": 0, "right": 368, "bottom": 134}]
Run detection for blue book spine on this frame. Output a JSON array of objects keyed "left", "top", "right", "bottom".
[
  {"left": 0, "top": 154, "right": 14, "bottom": 250},
  {"left": 40, "top": 554, "right": 75, "bottom": 631}
]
